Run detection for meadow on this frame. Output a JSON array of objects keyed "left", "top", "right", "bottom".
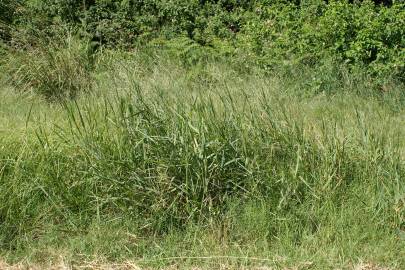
[
  {"left": 0, "top": 1, "right": 404, "bottom": 269},
  {"left": 0, "top": 41, "right": 404, "bottom": 269}
]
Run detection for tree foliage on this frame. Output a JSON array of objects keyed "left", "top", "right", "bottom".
[{"left": 3, "top": 0, "right": 404, "bottom": 80}]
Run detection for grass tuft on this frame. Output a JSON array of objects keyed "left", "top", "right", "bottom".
[{"left": 2, "top": 34, "right": 95, "bottom": 100}]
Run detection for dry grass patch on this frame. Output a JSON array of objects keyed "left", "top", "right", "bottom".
[
  {"left": 0, "top": 259, "right": 396, "bottom": 270},
  {"left": 353, "top": 262, "right": 394, "bottom": 270}
]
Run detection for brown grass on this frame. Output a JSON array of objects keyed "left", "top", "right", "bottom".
[{"left": 0, "top": 259, "right": 396, "bottom": 270}]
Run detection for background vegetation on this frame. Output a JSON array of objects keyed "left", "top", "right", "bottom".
[
  {"left": 2, "top": 1, "right": 404, "bottom": 80},
  {"left": 0, "top": 0, "right": 404, "bottom": 269}
]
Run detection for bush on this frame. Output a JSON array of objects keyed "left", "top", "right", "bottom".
[
  {"left": 238, "top": 1, "right": 405, "bottom": 80},
  {"left": 4, "top": 1, "right": 405, "bottom": 85},
  {"left": 0, "top": 0, "right": 21, "bottom": 44}
]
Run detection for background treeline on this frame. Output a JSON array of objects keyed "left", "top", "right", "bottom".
[{"left": 1, "top": 0, "right": 404, "bottom": 81}]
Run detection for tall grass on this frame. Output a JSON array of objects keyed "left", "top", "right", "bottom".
[
  {"left": 0, "top": 52, "right": 404, "bottom": 269},
  {"left": 2, "top": 35, "right": 94, "bottom": 100}
]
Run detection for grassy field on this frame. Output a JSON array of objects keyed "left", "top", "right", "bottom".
[{"left": 0, "top": 49, "right": 404, "bottom": 269}]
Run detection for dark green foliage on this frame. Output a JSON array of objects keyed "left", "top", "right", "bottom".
[
  {"left": 5, "top": 0, "right": 402, "bottom": 82},
  {"left": 0, "top": 0, "right": 21, "bottom": 43},
  {"left": 238, "top": 0, "right": 404, "bottom": 80}
]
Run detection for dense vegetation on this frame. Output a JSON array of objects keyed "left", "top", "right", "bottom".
[
  {"left": 0, "top": 1, "right": 404, "bottom": 269},
  {"left": 2, "top": 1, "right": 404, "bottom": 80}
]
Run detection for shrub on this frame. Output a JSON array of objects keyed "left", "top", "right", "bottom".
[
  {"left": 5, "top": 1, "right": 405, "bottom": 85},
  {"left": 0, "top": 0, "right": 22, "bottom": 44},
  {"left": 238, "top": 1, "right": 404, "bottom": 80}
]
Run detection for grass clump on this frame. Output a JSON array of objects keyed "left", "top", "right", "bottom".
[{"left": 3, "top": 35, "right": 95, "bottom": 100}]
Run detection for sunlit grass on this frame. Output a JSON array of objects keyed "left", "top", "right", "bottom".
[{"left": 0, "top": 51, "right": 404, "bottom": 269}]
